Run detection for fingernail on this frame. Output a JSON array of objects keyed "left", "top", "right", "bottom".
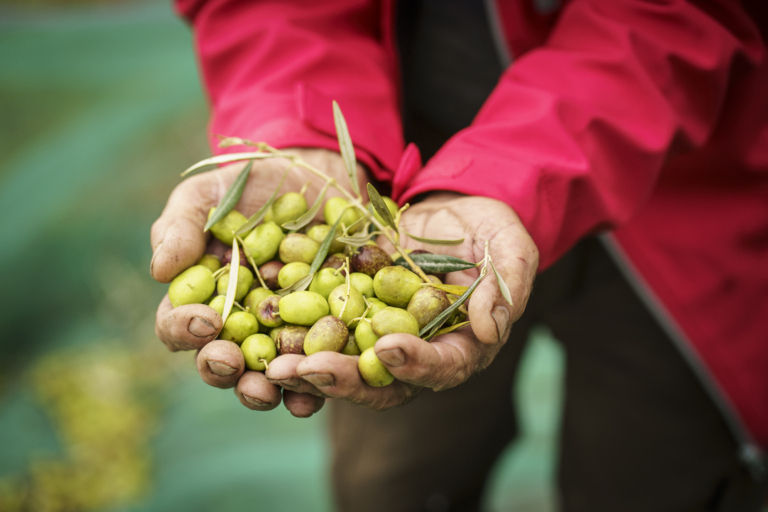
[
  {"left": 243, "top": 394, "right": 270, "bottom": 407},
  {"left": 268, "top": 378, "right": 299, "bottom": 389},
  {"left": 377, "top": 348, "right": 405, "bottom": 367},
  {"left": 207, "top": 360, "right": 237, "bottom": 376},
  {"left": 491, "top": 306, "right": 509, "bottom": 343},
  {"left": 189, "top": 316, "right": 216, "bottom": 337},
  {"left": 150, "top": 242, "right": 163, "bottom": 276},
  {"left": 302, "top": 373, "right": 334, "bottom": 388}
]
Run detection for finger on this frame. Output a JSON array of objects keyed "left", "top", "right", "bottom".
[
  {"left": 265, "top": 354, "right": 328, "bottom": 398},
  {"left": 282, "top": 390, "right": 326, "bottom": 418},
  {"left": 374, "top": 329, "right": 499, "bottom": 391},
  {"left": 155, "top": 295, "right": 222, "bottom": 351},
  {"left": 295, "top": 352, "right": 420, "bottom": 411},
  {"left": 469, "top": 225, "right": 538, "bottom": 345},
  {"left": 235, "top": 371, "right": 283, "bottom": 411},
  {"left": 150, "top": 172, "right": 223, "bottom": 283},
  {"left": 196, "top": 340, "right": 245, "bottom": 388}
]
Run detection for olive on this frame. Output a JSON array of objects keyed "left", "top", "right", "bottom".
[
  {"left": 303, "top": 315, "right": 349, "bottom": 355},
  {"left": 323, "top": 197, "right": 364, "bottom": 233},
  {"left": 351, "top": 245, "right": 392, "bottom": 277},
  {"left": 168, "top": 265, "right": 215, "bottom": 307},
  {"left": 216, "top": 265, "right": 254, "bottom": 301},
  {"left": 407, "top": 287, "right": 451, "bottom": 330},
  {"left": 341, "top": 333, "right": 361, "bottom": 356},
  {"left": 242, "top": 222, "right": 285, "bottom": 266},
  {"left": 372, "top": 266, "right": 422, "bottom": 308},
  {"left": 277, "top": 262, "right": 311, "bottom": 289},
  {"left": 366, "top": 196, "right": 399, "bottom": 227},
  {"left": 208, "top": 207, "right": 248, "bottom": 245},
  {"left": 354, "top": 320, "right": 380, "bottom": 352},
  {"left": 241, "top": 334, "right": 277, "bottom": 371},
  {"left": 365, "top": 298, "right": 388, "bottom": 318},
  {"left": 349, "top": 272, "right": 374, "bottom": 298},
  {"left": 306, "top": 224, "right": 345, "bottom": 254},
  {"left": 258, "top": 260, "right": 284, "bottom": 290},
  {"left": 279, "top": 233, "right": 320, "bottom": 264},
  {"left": 278, "top": 291, "right": 329, "bottom": 326},
  {"left": 197, "top": 254, "right": 222, "bottom": 273},
  {"left": 276, "top": 325, "right": 309, "bottom": 355},
  {"left": 220, "top": 311, "right": 260, "bottom": 344},
  {"left": 358, "top": 348, "right": 394, "bottom": 387},
  {"left": 253, "top": 295, "right": 283, "bottom": 328},
  {"left": 320, "top": 253, "right": 347, "bottom": 276},
  {"left": 244, "top": 287, "right": 274, "bottom": 314},
  {"left": 309, "top": 267, "right": 346, "bottom": 299},
  {"left": 208, "top": 295, "right": 226, "bottom": 316},
  {"left": 222, "top": 247, "right": 249, "bottom": 268},
  {"left": 328, "top": 284, "right": 366, "bottom": 328},
  {"left": 271, "top": 192, "right": 308, "bottom": 227},
  {"left": 371, "top": 307, "right": 419, "bottom": 337}
]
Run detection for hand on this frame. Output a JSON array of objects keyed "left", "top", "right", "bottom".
[
  {"left": 151, "top": 148, "right": 367, "bottom": 416},
  {"left": 265, "top": 193, "right": 539, "bottom": 410}
]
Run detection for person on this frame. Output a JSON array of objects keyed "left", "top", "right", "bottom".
[{"left": 151, "top": 0, "right": 768, "bottom": 510}]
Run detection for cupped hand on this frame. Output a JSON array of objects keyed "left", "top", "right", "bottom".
[
  {"left": 151, "top": 148, "right": 366, "bottom": 416},
  {"left": 267, "top": 192, "right": 539, "bottom": 411}
]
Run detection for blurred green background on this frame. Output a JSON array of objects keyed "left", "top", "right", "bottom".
[{"left": 0, "top": 1, "right": 564, "bottom": 510}]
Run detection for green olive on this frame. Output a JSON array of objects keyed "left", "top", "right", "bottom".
[
  {"left": 240, "top": 334, "right": 277, "bottom": 371},
  {"left": 208, "top": 207, "right": 248, "bottom": 245},
  {"left": 349, "top": 272, "right": 374, "bottom": 298},
  {"left": 279, "top": 233, "right": 320, "bottom": 264},
  {"left": 216, "top": 265, "right": 254, "bottom": 301},
  {"left": 208, "top": 295, "right": 226, "bottom": 316},
  {"left": 303, "top": 315, "right": 349, "bottom": 355},
  {"left": 328, "top": 284, "right": 366, "bottom": 328},
  {"left": 306, "top": 224, "right": 346, "bottom": 254},
  {"left": 373, "top": 266, "right": 422, "bottom": 308},
  {"left": 242, "top": 222, "right": 285, "bottom": 266},
  {"left": 407, "top": 287, "right": 451, "bottom": 330},
  {"left": 197, "top": 254, "right": 222, "bottom": 273},
  {"left": 341, "top": 333, "right": 361, "bottom": 356},
  {"left": 358, "top": 347, "right": 394, "bottom": 387},
  {"left": 168, "top": 265, "right": 215, "bottom": 307},
  {"left": 371, "top": 307, "right": 419, "bottom": 337},
  {"left": 271, "top": 192, "right": 308, "bottom": 228},
  {"left": 277, "top": 262, "right": 311, "bottom": 289},
  {"left": 365, "top": 297, "right": 388, "bottom": 318},
  {"left": 278, "top": 291, "right": 329, "bottom": 326},
  {"left": 309, "top": 267, "right": 346, "bottom": 299},
  {"left": 244, "top": 287, "right": 274, "bottom": 314},
  {"left": 323, "top": 197, "right": 364, "bottom": 233},
  {"left": 220, "top": 311, "right": 260, "bottom": 344},
  {"left": 354, "top": 320, "right": 380, "bottom": 352}
]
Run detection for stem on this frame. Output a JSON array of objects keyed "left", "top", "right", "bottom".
[
  {"left": 259, "top": 358, "right": 270, "bottom": 371},
  {"left": 338, "top": 257, "right": 352, "bottom": 320},
  {"left": 261, "top": 146, "right": 432, "bottom": 283}
]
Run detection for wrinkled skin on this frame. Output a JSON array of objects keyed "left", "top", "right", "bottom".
[{"left": 153, "top": 155, "right": 536, "bottom": 415}]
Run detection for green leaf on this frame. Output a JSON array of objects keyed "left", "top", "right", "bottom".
[
  {"left": 333, "top": 101, "right": 361, "bottom": 199},
  {"left": 222, "top": 239, "right": 240, "bottom": 322},
  {"left": 431, "top": 321, "right": 470, "bottom": 338},
  {"left": 336, "top": 232, "right": 377, "bottom": 248},
  {"left": 235, "top": 167, "right": 290, "bottom": 235},
  {"left": 276, "top": 274, "right": 313, "bottom": 296},
  {"left": 366, "top": 183, "right": 398, "bottom": 230},
  {"left": 282, "top": 182, "right": 330, "bottom": 231},
  {"left": 394, "top": 253, "right": 476, "bottom": 274},
  {"left": 204, "top": 160, "right": 253, "bottom": 233},
  {"left": 180, "top": 151, "right": 273, "bottom": 177},
  {"left": 489, "top": 259, "right": 513, "bottom": 307},
  {"left": 419, "top": 273, "right": 484, "bottom": 338},
  {"left": 404, "top": 232, "right": 464, "bottom": 246},
  {"left": 309, "top": 214, "right": 344, "bottom": 275}
]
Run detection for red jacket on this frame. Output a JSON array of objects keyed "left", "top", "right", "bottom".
[{"left": 176, "top": 0, "right": 768, "bottom": 465}]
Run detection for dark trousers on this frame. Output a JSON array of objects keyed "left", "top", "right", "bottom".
[{"left": 330, "top": 238, "right": 767, "bottom": 511}]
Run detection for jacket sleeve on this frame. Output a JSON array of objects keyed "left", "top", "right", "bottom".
[
  {"left": 395, "top": 0, "right": 763, "bottom": 269},
  {"left": 175, "top": 0, "right": 404, "bottom": 180}
]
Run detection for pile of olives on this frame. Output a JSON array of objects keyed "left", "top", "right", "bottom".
[{"left": 168, "top": 191, "right": 461, "bottom": 388}]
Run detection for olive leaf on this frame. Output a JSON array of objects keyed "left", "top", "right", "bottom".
[
  {"left": 309, "top": 214, "right": 344, "bottom": 275},
  {"left": 366, "top": 183, "right": 398, "bottom": 230},
  {"left": 333, "top": 101, "right": 361, "bottom": 199},
  {"left": 429, "top": 320, "right": 470, "bottom": 339},
  {"left": 337, "top": 231, "right": 377, "bottom": 248},
  {"left": 419, "top": 273, "right": 484, "bottom": 338},
  {"left": 235, "top": 167, "right": 290, "bottom": 235},
  {"left": 404, "top": 232, "right": 464, "bottom": 246},
  {"left": 181, "top": 151, "right": 273, "bottom": 177},
  {"left": 489, "top": 259, "right": 513, "bottom": 307},
  {"left": 221, "top": 239, "right": 240, "bottom": 322},
  {"left": 394, "top": 253, "right": 476, "bottom": 274},
  {"left": 424, "top": 283, "right": 470, "bottom": 297},
  {"left": 205, "top": 160, "right": 253, "bottom": 233},
  {"left": 282, "top": 182, "right": 330, "bottom": 231},
  {"left": 276, "top": 274, "right": 313, "bottom": 296}
]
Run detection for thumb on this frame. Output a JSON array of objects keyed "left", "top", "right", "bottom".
[
  {"left": 467, "top": 226, "right": 538, "bottom": 345},
  {"left": 150, "top": 173, "right": 221, "bottom": 283}
]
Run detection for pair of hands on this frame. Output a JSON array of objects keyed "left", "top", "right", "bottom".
[{"left": 151, "top": 149, "right": 538, "bottom": 417}]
